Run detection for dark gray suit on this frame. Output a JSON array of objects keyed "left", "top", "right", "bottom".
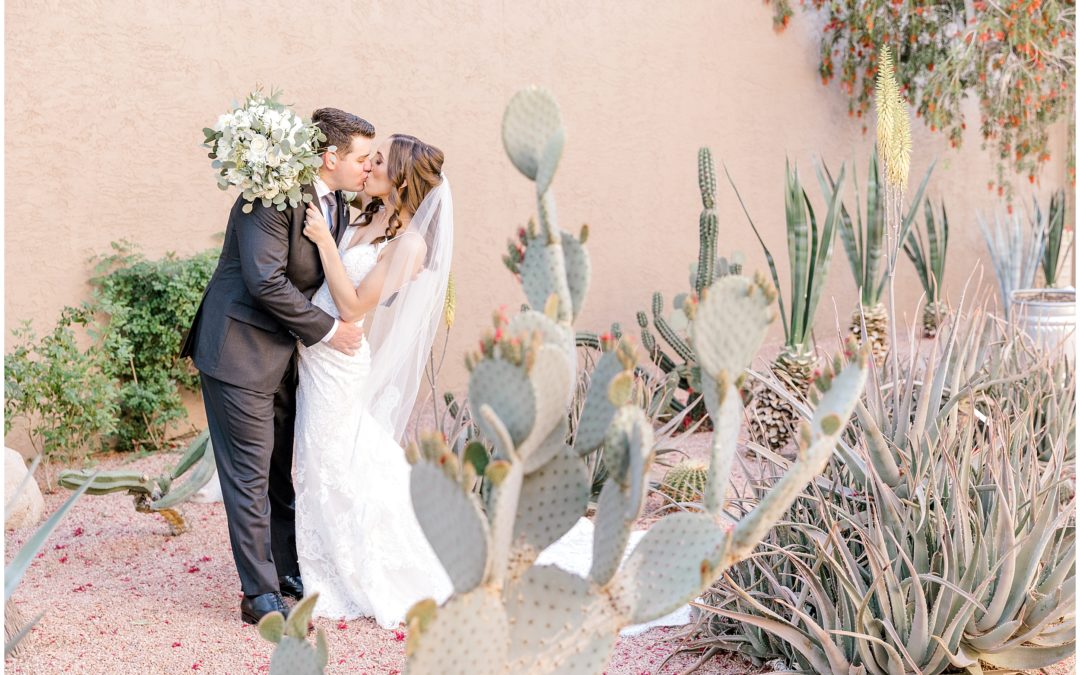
[{"left": 181, "top": 186, "right": 348, "bottom": 596}]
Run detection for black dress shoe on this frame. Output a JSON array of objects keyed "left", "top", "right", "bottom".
[
  {"left": 241, "top": 592, "right": 289, "bottom": 625},
  {"left": 278, "top": 575, "right": 304, "bottom": 600}
]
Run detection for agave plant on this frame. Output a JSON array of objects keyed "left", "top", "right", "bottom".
[
  {"left": 978, "top": 207, "right": 1047, "bottom": 319},
  {"left": 903, "top": 198, "right": 950, "bottom": 337},
  {"left": 820, "top": 147, "right": 933, "bottom": 361},
  {"left": 1039, "top": 189, "right": 1071, "bottom": 289},
  {"left": 727, "top": 158, "right": 846, "bottom": 452},
  {"left": 5, "top": 457, "right": 94, "bottom": 657}
]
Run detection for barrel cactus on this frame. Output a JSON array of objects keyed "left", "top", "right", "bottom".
[
  {"left": 398, "top": 87, "right": 868, "bottom": 674},
  {"left": 658, "top": 461, "right": 708, "bottom": 503}
]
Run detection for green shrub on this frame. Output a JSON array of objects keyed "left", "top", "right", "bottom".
[
  {"left": 4, "top": 242, "right": 217, "bottom": 458},
  {"left": 4, "top": 306, "right": 118, "bottom": 463},
  {"left": 89, "top": 242, "right": 217, "bottom": 450}
]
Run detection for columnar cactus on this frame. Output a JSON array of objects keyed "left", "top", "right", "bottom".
[
  {"left": 399, "top": 88, "right": 868, "bottom": 674},
  {"left": 636, "top": 147, "right": 745, "bottom": 425},
  {"left": 56, "top": 430, "right": 216, "bottom": 535}
]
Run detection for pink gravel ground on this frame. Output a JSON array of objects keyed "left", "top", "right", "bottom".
[
  {"left": 4, "top": 447, "right": 758, "bottom": 675},
  {"left": 5, "top": 431, "right": 1074, "bottom": 674}
]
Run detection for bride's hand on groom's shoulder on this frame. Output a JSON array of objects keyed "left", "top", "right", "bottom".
[{"left": 303, "top": 204, "right": 333, "bottom": 248}]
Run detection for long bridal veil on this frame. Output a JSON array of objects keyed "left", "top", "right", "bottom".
[{"left": 356, "top": 176, "right": 454, "bottom": 446}]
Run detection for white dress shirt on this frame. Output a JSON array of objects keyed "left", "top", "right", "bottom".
[{"left": 312, "top": 177, "right": 340, "bottom": 343}]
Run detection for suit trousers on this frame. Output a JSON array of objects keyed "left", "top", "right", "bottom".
[{"left": 200, "top": 364, "right": 300, "bottom": 596}]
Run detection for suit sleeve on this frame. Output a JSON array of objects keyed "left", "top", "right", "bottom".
[{"left": 235, "top": 202, "right": 335, "bottom": 346}]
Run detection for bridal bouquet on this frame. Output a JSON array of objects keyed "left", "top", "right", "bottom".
[{"left": 202, "top": 88, "right": 326, "bottom": 213}]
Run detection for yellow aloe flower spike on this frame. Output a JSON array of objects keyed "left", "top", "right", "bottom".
[{"left": 875, "top": 45, "right": 911, "bottom": 191}]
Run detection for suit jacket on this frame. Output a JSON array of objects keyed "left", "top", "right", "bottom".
[{"left": 180, "top": 186, "right": 350, "bottom": 393}]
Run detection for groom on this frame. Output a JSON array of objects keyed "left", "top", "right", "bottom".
[{"left": 181, "top": 108, "right": 375, "bottom": 624}]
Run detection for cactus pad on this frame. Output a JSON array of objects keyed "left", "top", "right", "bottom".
[
  {"left": 573, "top": 350, "right": 630, "bottom": 456},
  {"left": 560, "top": 231, "right": 590, "bottom": 321},
  {"left": 504, "top": 564, "right": 598, "bottom": 670},
  {"left": 501, "top": 87, "right": 563, "bottom": 182},
  {"left": 691, "top": 274, "right": 775, "bottom": 380},
  {"left": 513, "top": 447, "right": 589, "bottom": 565},
  {"left": 410, "top": 461, "right": 490, "bottom": 593},
  {"left": 469, "top": 358, "right": 536, "bottom": 451},
  {"left": 405, "top": 590, "right": 509, "bottom": 675},
  {"left": 620, "top": 512, "right": 729, "bottom": 624},
  {"left": 518, "top": 345, "right": 574, "bottom": 462},
  {"left": 588, "top": 479, "right": 636, "bottom": 586}
]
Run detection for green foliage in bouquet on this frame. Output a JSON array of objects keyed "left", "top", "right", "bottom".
[{"left": 202, "top": 87, "right": 327, "bottom": 214}]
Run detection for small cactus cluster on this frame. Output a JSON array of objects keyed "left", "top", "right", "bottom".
[
  {"left": 659, "top": 461, "right": 709, "bottom": 503},
  {"left": 636, "top": 147, "right": 746, "bottom": 428},
  {"left": 257, "top": 594, "right": 328, "bottom": 675},
  {"left": 394, "top": 88, "right": 868, "bottom": 675},
  {"left": 56, "top": 430, "right": 217, "bottom": 534}
]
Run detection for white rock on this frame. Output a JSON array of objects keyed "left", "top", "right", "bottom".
[
  {"left": 190, "top": 468, "right": 223, "bottom": 503},
  {"left": 5, "top": 448, "right": 44, "bottom": 530}
]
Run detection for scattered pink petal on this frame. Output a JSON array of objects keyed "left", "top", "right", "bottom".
[
  {"left": 73, "top": 527, "right": 84, "bottom": 537},
  {"left": 187, "top": 566, "right": 200, "bottom": 573},
  {"left": 337, "top": 620, "right": 348, "bottom": 630},
  {"left": 172, "top": 641, "right": 182, "bottom": 648},
  {"left": 393, "top": 630, "right": 405, "bottom": 641},
  {"left": 58, "top": 555, "right": 68, "bottom": 564}
]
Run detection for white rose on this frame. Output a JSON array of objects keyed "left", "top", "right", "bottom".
[{"left": 247, "top": 134, "right": 269, "bottom": 161}]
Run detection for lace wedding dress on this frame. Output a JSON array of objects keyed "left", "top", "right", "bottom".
[
  {"left": 294, "top": 226, "right": 453, "bottom": 628},
  {"left": 294, "top": 225, "right": 691, "bottom": 635}
]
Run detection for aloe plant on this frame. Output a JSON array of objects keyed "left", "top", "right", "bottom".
[
  {"left": 392, "top": 87, "right": 868, "bottom": 675},
  {"left": 687, "top": 303, "right": 1075, "bottom": 674},
  {"left": 1040, "top": 189, "right": 1071, "bottom": 288},
  {"left": 903, "top": 197, "right": 950, "bottom": 337},
  {"left": 56, "top": 430, "right": 216, "bottom": 534},
  {"left": 821, "top": 148, "right": 934, "bottom": 361},
  {"left": 726, "top": 157, "right": 846, "bottom": 451}
]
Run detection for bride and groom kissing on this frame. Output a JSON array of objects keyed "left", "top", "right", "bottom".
[{"left": 181, "top": 107, "right": 454, "bottom": 628}]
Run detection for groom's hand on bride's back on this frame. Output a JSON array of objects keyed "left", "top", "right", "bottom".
[{"left": 328, "top": 321, "right": 364, "bottom": 355}]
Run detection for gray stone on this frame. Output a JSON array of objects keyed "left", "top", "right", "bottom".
[{"left": 5, "top": 447, "right": 44, "bottom": 530}]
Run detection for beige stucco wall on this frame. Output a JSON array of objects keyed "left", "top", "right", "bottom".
[{"left": 5, "top": 1, "right": 1072, "bottom": 455}]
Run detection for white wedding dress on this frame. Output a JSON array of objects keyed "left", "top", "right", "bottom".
[
  {"left": 293, "top": 225, "right": 691, "bottom": 635},
  {"left": 294, "top": 226, "right": 453, "bottom": 628}
]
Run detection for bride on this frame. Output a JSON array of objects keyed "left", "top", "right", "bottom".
[{"left": 293, "top": 133, "right": 454, "bottom": 627}]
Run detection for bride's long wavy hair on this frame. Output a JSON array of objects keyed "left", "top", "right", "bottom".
[{"left": 356, "top": 134, "right": 445, "bottom": 245}]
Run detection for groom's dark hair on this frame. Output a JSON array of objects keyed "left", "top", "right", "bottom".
[{"left": 312, "top": 108, "right": 375, "bottom": 155}]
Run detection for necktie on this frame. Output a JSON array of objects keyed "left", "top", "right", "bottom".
[{"left": 322, "top": 194, "right": 336, "bottom": 232}]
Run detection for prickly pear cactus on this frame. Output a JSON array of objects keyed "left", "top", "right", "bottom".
[
  {"left": 402, "top": 90, "right": 868, "bottom": 675},
  {"left": 258, "top": 593, "right": 329, "bottom": 675}
]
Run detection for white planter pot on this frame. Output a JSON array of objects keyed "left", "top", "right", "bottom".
[{"left": 1010, "top": 288, "right": 1076, "bottom": 358}]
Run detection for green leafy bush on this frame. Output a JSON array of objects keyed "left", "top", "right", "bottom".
[
  {"left": 5, "top": 242, "right": 217, "bottom": 458},
  {"left": 4, "top": 306, "right": 118, "bottom": 463},
  {"left": 89, "top": 242, "right": 217, "bottom": 450}
]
